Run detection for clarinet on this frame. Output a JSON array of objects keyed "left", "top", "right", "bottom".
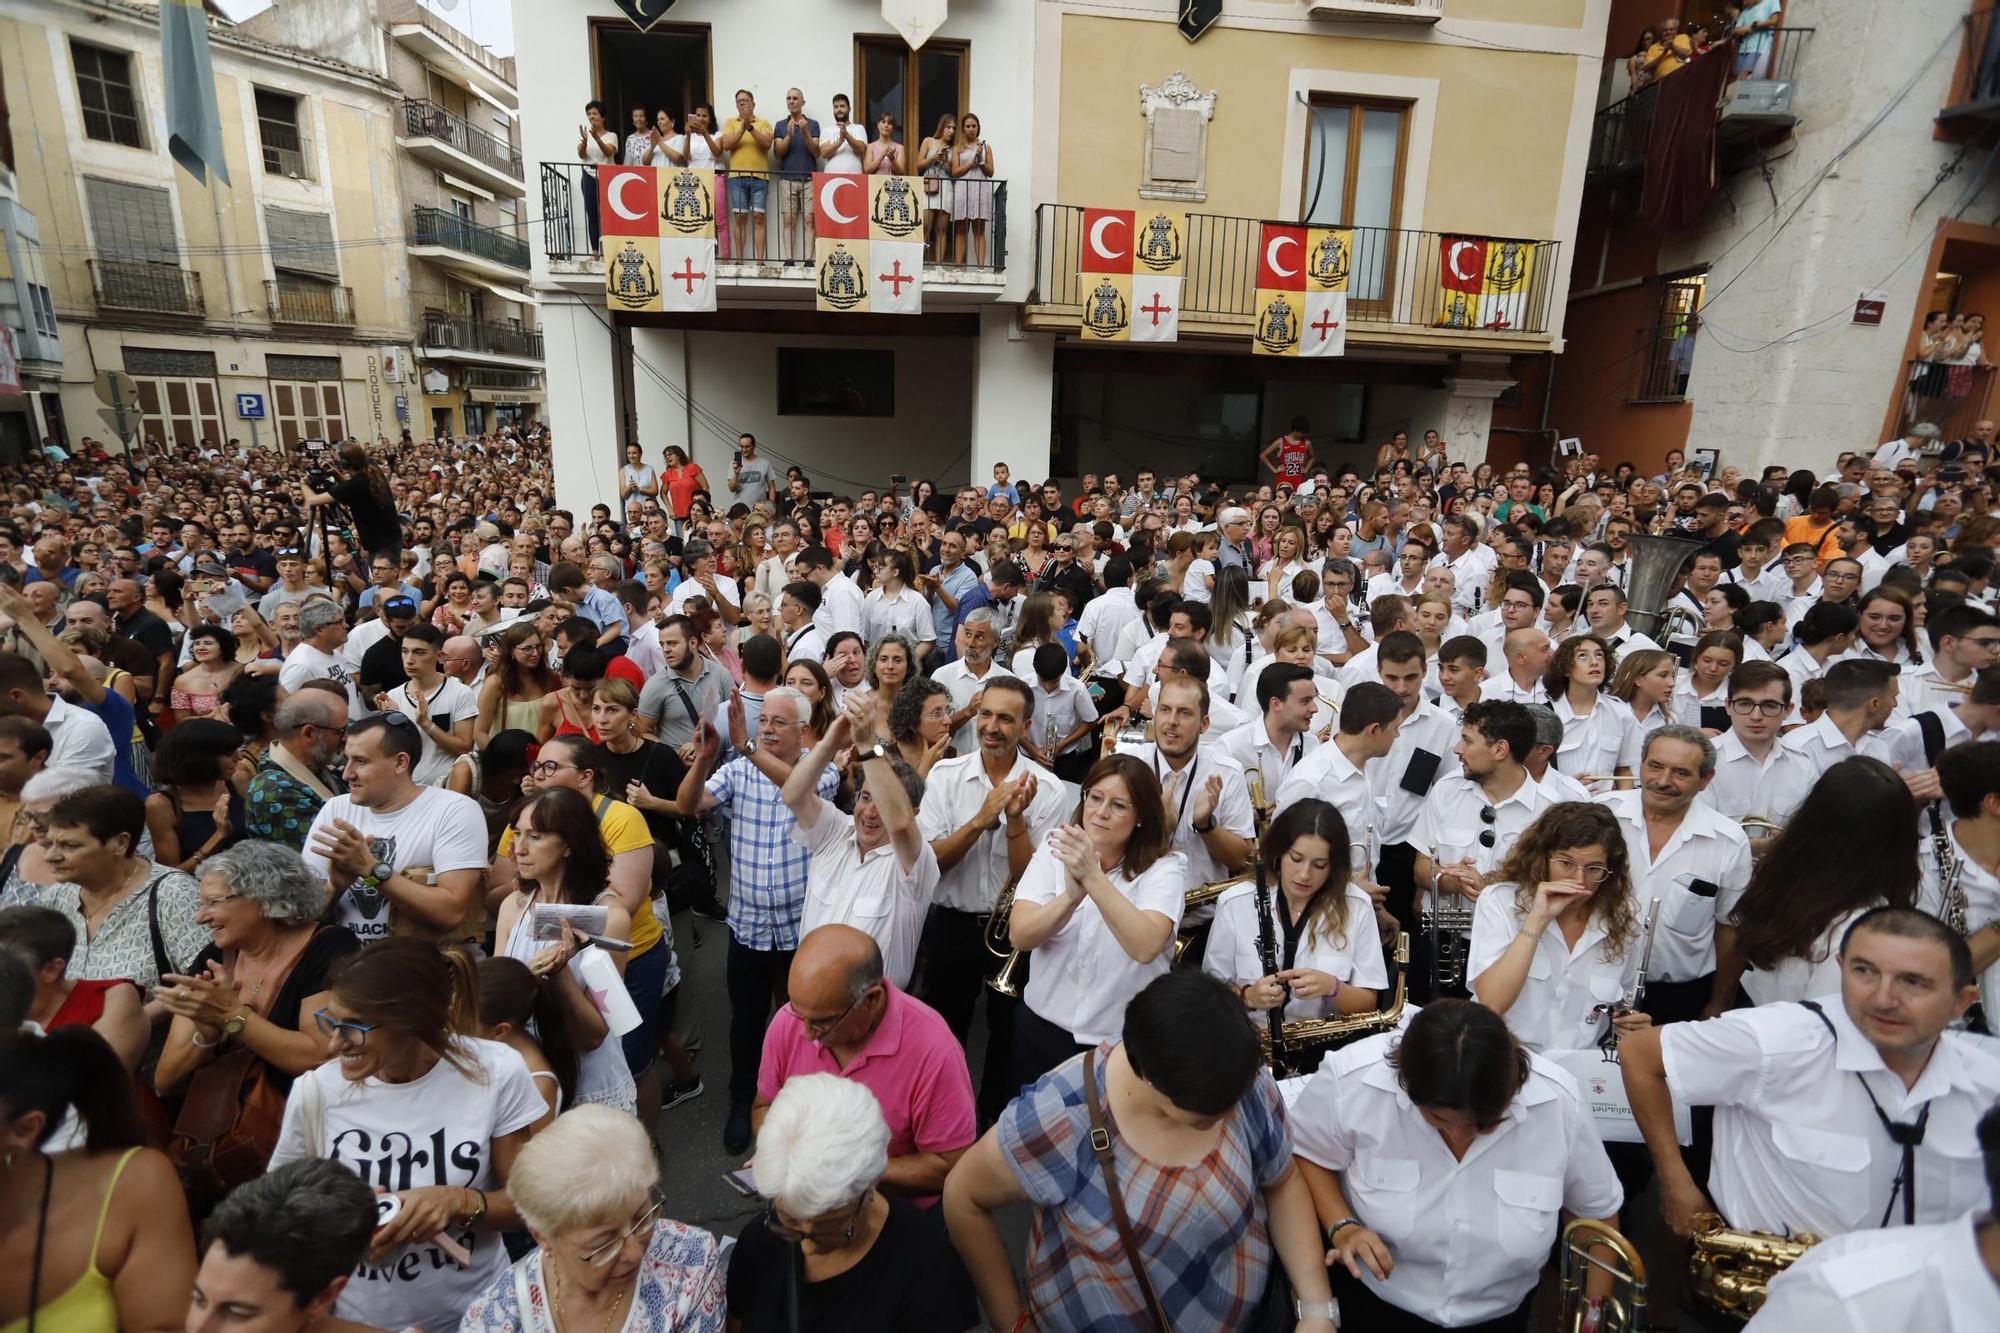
[
  {"left": 1253, "top": 849, "right": 1287, "bottom": 1072},
  {"left": 1599, "top": 897, "right": 1661, "bottom": 1063},
  {"left": 1937, "top": 830, "right": 1969, "bottom": 936}
]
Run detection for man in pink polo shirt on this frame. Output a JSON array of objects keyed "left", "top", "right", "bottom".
[{"left": 754, "top": 925, "right": 976, "bottom": 1203}]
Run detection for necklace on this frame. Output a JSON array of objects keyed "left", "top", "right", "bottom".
[
  {"left": 79, "top": 859, "right": 148, "bottom": 934},
  {"left": 545, "top": 1251, "right": 635, "bottom": 1333}
]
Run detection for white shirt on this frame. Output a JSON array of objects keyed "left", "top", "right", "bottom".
[
  {"left": 812, "top": 572, "right": 866, "bottom": 639},
  {"left": 280, "top": 639, "right": 360, "bottom": 712},
  {"left": 669, "top": 572, "right": 740, "bottom": 615},
  {"left": 1871, "top": 436, "right": 1918, "bottom": 469},
  {"left": 1599, "top": 625, "right": 1662, "bottom": 657},
  {"left": 1598, "top": 789, "right": 1750, "bottom": 982},
  {"left": 1291, "top": 1034, "right": 1623, "bottom": 1326},
  {"left": 916, "top": 753, "right": 1067, "bottom": 913},
  {"left": 1920, "top": 824, "right": 2000, "bottom": 1014},
  {"left": 387, "top": 676, "right": 479, "bottom": 787},
  {"left": 1479, "top": 671, "right": 1550, "bottom": 706},
  {"left": 862, "top": 585, "right": 936, "bottom": 648},
  {"left": 1122, "top": 632, "right": 1223, "bottom": 688},
  {"left": 1015, "top": 845, "right": 1187, "bottom": 1044},
  {"left": 1552, "top": 692, "right": 1634, "bottom": 790},
  {"left": 668, "top": 132, "right": 717, "bottom": 168},
  {"left": 1703, "top": 729, "right": 1822, "bottom": 828},
  {"left": 1780, "top": 712, "right": 1898, "bottom": 778},
  {"left": 1470, "top": 885, "right": 1640, "bottom": 1053},
  {"left": 1217, "top": 718, "right": 1318, "bottom": 796},
  {"left": 929, "top": 658, "right": 1019, "bottom": 754},
  {"left": 1273, "top": 740, "right": 1381, "bottom": 855},
  {"left": 1202, "top": 880, "right": 1387, "bottom": 1020},
  {"left": 1747, "top": 1211, "right": 2000, "bottom": 1333},
  {"left": 625, "top": 618, "right": 666, "bottom": 680},
  {"left": 297, "top": 788, "right": 491, "bottom": 944},
  {"left": 1029, "top": 674, "right": 1098, "bottom": 759},
  {"left": 42, "top": 695, "right": 115, "bottom": 784},
  {"left": 819, "top": 123, "right": 864, "bottom": 172},
  {"left": 1896, "top": 661, "right": 1975, "bottom": 721},
  {"left": 1430, "top": 545, "right": 1498, "bottom": 614},
  {"left": 1121, "top": 742, "right": 1255, "bottom": 889},
  {"left": 1735, "top": 905, "right": 1876, "bottom": 1008},
  {"left": 783, "top": 622, "right": 826, "bottom": 663},
  {"left": 1414, "top": 771, "right": 1556, "bottom": 916},
  {"left": 1662, "top": 997, "right": 2000, "bottom": 1238},
  {"left": 1369, "top": 699, "right": 1462, "bottom": 846},
  {"left": 1673, "top": 671, "right": 1731, "bottom": 731},
  {"left": 796, "top": 804, "right": 940, "bottom": 990},
  {"left": 1076, "top": 584, "right": 1140, "bottom": 652}
]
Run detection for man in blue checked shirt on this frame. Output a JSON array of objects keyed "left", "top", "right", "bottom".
[{"left": 674, "top": 684, "right": 840, "bottom": 1156}]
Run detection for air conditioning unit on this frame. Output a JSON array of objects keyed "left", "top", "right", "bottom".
[{"left": 1722, "top": 78, "right": 1797, "bottom": 122}]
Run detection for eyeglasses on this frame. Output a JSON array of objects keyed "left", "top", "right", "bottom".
[
  {"left": 764, "top": 1192, "right": 869, "bottom": 1246},
  {"left": 312, "top": 1009, "right": 379, "bottom": 1045},
  {"left": 529, "top": 759, "right": 576, "bottom": 778},
  {"left": 784, "top": 987, "right": 873, "bottom": 1039},
  {"left": 1728, "top": 698, "right": 1787, "bottom": 718},
  {"left": 196, "top": 892, "right": 242, "bottom": 911},
  {"left": 578, "top": 1191, "right": 666, "bottom": 1267},
  {"left": 1549, "top": 853, "right": 1612, "bottom": 885}
]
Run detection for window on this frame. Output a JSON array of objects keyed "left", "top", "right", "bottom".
[
  {"left": 264, "top": 206, "right": 337, "bottom": 279},
  {"left": 857, "top": 35, "right": 966, "bottom": 149},
  {"left": 272, "top": 380, "right": 347, "bottom": 448},
  {"left": 777, "top": 348, "right": 893, "bottom": 417},
  {"left": 28, "top": 284, "right": 56, "bottom": 339},
  {"left": 1301, "top": 97, "right": 1409, "bottom": 302},
  {"left": 134, "top": 375, "right": 223, "bottom": 450},
  {"left": 1637, "top": 273, "right": 1705, "bottom": 400},
  {"left": 73, "top": 42, "right": 142, "bottom": 147},
  {"left": 256, "top": 89, "right": 310, "bottom": 178}
]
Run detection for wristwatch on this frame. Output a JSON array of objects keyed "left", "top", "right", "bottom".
[
  {"left": 857, "top": 743, "right": 889, "bottom": 762},
  {"left": 361, "top": 859, "right": 394, "bottom": 888},
  {"left": 223, "top": 1008, "right": 250, "bottom": 1037},
  {"left": 1295, "top": 1299, "right": 1338, "bottom": 1322}
]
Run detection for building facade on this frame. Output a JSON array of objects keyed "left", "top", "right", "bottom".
[
  {"left": 1537, "top": 0, "right": 2000, "bottom": 476},
  {"left": 0, "top": 0, "right": 418, "bottom": 453},
  {"left": 243, "top": 0, "right": 541, "bottom": 438},
  {"left": 521, "top": 0, "right": 1610, "bottom": 512}
]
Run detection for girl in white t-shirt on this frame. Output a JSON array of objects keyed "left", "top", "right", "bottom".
[
  {"left": 269, "top": 939, "right": 547, "bottom": 1333},
  {"left": 1181, "top": 531, "right": 1219, "bottom": 603}
]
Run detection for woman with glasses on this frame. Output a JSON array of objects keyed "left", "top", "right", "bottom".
[
  {"left": 1714, "top": 757, "right": 1919, "bottom": 1007},
  {"left": 465, "top": 1104, "right": 724, "bottom": 1331},
  {"left": 860, "top": 547, "right": 936, "bottom": 663},
  {"left": 728, "top": 1074, "right": 976, "bottom": 1331},
  {"left": 492, "top": 788, "right": 637, "bottom": 1113},
  {"left": 478, "top": 621, "right": 560, "bottom": 747},
  {"left": 1468, "top": 801, "right": 1649, "bottom": 1055},
  {"left": 1545, "top": 634, "right": 1635, "bottom": 793},
  {"left": 269, "top": 938, "right": 545, "bottom": 1333},
  {"left": 888, "top": 676, "right": 954, "bottom": 779}
]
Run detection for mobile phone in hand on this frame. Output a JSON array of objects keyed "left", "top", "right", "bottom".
[
  {"left": 733, "top": 449, "right": 743, "bottom": 467},
  {"left": 723, "top": 1167, "right": 758, "bottom": 1198}
]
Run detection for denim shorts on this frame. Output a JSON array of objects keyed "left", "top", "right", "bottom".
[{"left": 727, "top": 175, "right": 768, "bottom": 211}]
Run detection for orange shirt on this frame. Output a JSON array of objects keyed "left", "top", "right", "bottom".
[{"left": 1783, "top": 514, "right": 1844, "bottom": 566}]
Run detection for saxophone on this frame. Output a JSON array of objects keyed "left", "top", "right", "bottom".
[
  {"left": 1936, "top": 828, "right": 1970, "bottom": 936},
  {"left": 1687, "top": 1213, "right": 1820, "bottom": 1319},
  {"left": 1257, "top": 933, "right": 1411, "bottom": 1077}
]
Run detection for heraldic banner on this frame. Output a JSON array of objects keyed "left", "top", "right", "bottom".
[
  {"left": 600, "top": 164, "right": 720, "bottom": 313},
  {"left": 1077, "top": 206, "right": 1186, "bottom": 343},
  {"left": 1254, "top": 222, "right": 1350, "bottom": 357},
  {"left": 814, "top": 173, "right": 925, "bottom": 314},
  {"left": 1434, "top": 235, "right": 1537, "bottom": 331}
]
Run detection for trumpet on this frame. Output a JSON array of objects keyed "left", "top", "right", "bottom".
[
  {"left": 1558, "top": 1217, "right": 1648, "bottom": 1333},
  {"left": 983, "top": 876, "right": 1025, "bottom": 998}
]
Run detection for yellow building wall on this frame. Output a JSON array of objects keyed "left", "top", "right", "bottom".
[
  {"left": 1452, "top": 0, "right": 1588, "bottom": 26},
  {"left": 1055, "top": 13, "right": 1580, "bottom": 243}
]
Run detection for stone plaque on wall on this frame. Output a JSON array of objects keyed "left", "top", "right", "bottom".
[{"left": 1140, "top": 71, "right": 1217, "bottom": 202}]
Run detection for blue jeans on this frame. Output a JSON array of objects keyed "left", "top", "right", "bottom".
[{"left": 727, "top": 174, "right": 767, "bottom": 212}]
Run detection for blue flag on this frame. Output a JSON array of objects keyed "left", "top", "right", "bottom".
[{"left": 161, "top": 0, "right": 229, "bottom": 185}]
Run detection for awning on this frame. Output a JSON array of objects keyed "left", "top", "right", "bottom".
[
  {"left": 439, "top": 171, "right": 496, "bottom": 202},
  {"left": 470, "top": 276, "right": 540, "bottom": 307}
]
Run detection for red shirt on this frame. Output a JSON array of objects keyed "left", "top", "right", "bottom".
[
  {"left": 662, "top": 464, "right": 705, "bottom": 519},
  {"left": 606, "top": 654, "right": 647, "bottom": 690},
  {"left": 757, "top": 984, "right": 976, "bottom": 1205},
  {"left": 1274, "top": 434, "right": 1311, "bottom": 481}
]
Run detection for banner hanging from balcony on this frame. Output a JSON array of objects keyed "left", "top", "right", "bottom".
[
  {"left": 599, "top": 165, "right": 720, "bottom": 313},
  {"left": 1434, "top": 236, "right": 1536, "bottom": 332},
  {"left": 1077, "top": 206, "right": 1185, "bottom": 343},
  {"left": 813, "top": 173, "right": 925, "bottom": 314},
  {"left": 1253, "top": 223, "right": 1348, "bottom": 357}
]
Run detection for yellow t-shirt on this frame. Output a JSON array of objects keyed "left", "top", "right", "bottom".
[
  {"left": 724, "top": 117, "right": 772, "bottom": 173},
  {"left": 499, "top": 797, "right": 662, "bottom": 955},
  {"left": 1646, "top": 34, "right": 1695, "bottom": 79}
]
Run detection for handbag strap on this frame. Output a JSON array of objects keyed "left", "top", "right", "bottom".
[{"left": 1082, "top": 1048, "right": 1172, "bottom": 1333}]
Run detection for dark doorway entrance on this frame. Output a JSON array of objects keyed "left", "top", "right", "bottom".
[{"left": 592, "top": 21, "right": 712, "bottom": 130}]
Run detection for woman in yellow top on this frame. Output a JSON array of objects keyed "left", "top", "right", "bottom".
[
  {"left": 478, "top": 621, "right": 560, "bottom": 746},
  {"left": 483, "top": 732, "right": 672, "bottom": 1133},
  {"left": 0, "top": 1023, "right": 196, "bottom": 1333}
]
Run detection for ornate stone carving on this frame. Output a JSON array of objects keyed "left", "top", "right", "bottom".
[{"left": 1138, "top": 71, "right": 1217, "bottom": 203}]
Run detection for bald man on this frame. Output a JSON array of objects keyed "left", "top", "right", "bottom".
[
  {"left": 439, "top": 634, "right": 484, "bottom": 688},
  {"left": 750, "top": 924, "right": 976, "bottom": 1201},
  {"left": 1479, "top": 627, "right": 1553, "bottom": 705}
]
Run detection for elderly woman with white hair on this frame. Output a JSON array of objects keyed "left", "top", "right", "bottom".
[
  {"left": 725, "top": 1074, "right": 979, "bottom": 1331},
  {"left": 0, "top": 765, "right": 99, "bottom": 901},
  {"left": 462, "top": 1104, "right": 725, "bottom": 1332},
  {"left": 154, "top": 841, "right": 361, "bottom": 1206}
]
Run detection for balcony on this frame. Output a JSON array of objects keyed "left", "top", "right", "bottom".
[
  {"left": 1943, "top": 5, "right": 2000, "bottom": 124},
  {"left": 388, "top": 7, "right": 516, "bottom": 110},
  {"left": 88, "top": 259, "right": 204, "bottom": 317},
  {"left": 1022, "top": 205, "right": 1559, "bottom": 350},
  {"left": 421, "top": 309, "right": 544, "bottom": 366},
  {"left": 266, "top": 279, "right": 355, "bottom": 327},
  {"left": 536, "top": 163, "right": 1009, "bottom": 305},
  {"left": 1897, "top": 356, "right": 1996, "bottom": 440},
  {"left": 1306, "top": 0, "right": 1443, "bottom": 21},
  {"left": 398, "top": 99, "right": 524, "bottom": 197},
  {"left": 1591, "top": 30, "right": 1813, "bottom": 178},
  {"left": 464, "top": 366, "right": 543, "bottom": 403},
  {"left": 408, "top": 205, "right": 530, "bottom": 281}
]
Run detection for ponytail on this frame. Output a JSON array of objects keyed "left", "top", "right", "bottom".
[
  {"left": 0, "top": 1026, "right": 145, "bottom": 1151},
  {"left": 440, "top": 944, "right": 481, "bottom": 1045},
  {"left": 329, "top": 938, "right": 484, "bottom": 1080},
  {"left": 475, "top": 956, "right": 579, "bottom": 1109}
]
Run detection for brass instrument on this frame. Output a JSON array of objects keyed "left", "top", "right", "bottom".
[
  {"left": 982, "top": 876, "right": 1025, "bottom": 998},
  {"left": 1257, "top": 933, "right": 1411, "bottom": 1076},
  {"left": 1687, "top": 1212, "right": 1820, "bottom": 1319},
  {"left": 1592, "top": 897, "right": 1659, "bottom": 1062},
  {"left": 1247, "top": 769, "right": 1270, "bottom": 842},
  {"left": 1558, "top": 1217, "right": 1648, "bottom": 1333},
  {"left": 1738, "top": 815, "right": 1783, "bottom": 835},
  {"left": 1574, "top": 774, "right": 1639, "bottom": 786},
  {"left": 1423, "top": 858, "right": 1477, "bottom": 996},
  {"left": 1173, "top": 874, "right": 1247, "bottom": 963},
  {"left": 1617, "top": 532, "right": 1705, "bottom": 644}
]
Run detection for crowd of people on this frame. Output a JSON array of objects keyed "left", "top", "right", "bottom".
[
  {"left": 1626, "top": 2, "right": 1785, "bottom": 92},
  {"left": 1, "top": 413, "right": 1999, "bottom": 1333}
]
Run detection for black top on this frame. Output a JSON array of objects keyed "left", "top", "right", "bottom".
[
  {"left": 117, "top": 607, "right": 174, "bottom": 661},
  {"left": 727, "top": 1197, "right": 980, "bottom": 1333},
  {"left": 330, "top": 475, "right": 402, "bottom": 555},
  {"left": 191, "top": 926, "right": 360, "bottom": 1092},
  {"left": 598, "top": 739, "right": 690, "bottom": 853},
  {"left": 360, "top": 633, "right": 410, "bottom": 696}
]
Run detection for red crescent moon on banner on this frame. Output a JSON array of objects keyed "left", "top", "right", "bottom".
[
  {"left": 1266, "top": 234, "right": 1299, "bottom": 279},
  {"left": 822, "top": 176, "right": 861, "bottom": 224}
]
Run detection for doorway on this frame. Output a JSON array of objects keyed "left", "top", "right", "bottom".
[{"left": 592, "top": 20, "right": 712, "bottom": 129}]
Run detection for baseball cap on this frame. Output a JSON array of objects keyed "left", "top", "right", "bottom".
[{"left": 193, "top": 558, "right": 228, "bottom": 576}]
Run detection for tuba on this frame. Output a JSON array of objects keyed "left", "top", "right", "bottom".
[
  {"left": 1558, "top": 1217, "right": 1648, "bottom": 1333},
  {"left": 983, "top": 876, "right": 1025, "bottom": 998},
  {"left": 1687, "top": 1212, "right": 1820, "bottom": 1319},
  {"left": 1257, "top": 933, "right": 1412, "bottom": 1077},
  {"left": 1614, "top": 532, "right": 1704, "bottom": 644}
]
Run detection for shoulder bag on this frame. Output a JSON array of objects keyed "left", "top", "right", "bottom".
[{"left": 1082, "top": 1048, "right": 1172, "bottom": 1333}]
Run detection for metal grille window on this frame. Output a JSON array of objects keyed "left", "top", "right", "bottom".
[
  {"left": 1636, "top": 275, "right": 1706, "bottom": 401},
  {"left": 256, "top": 89, "right": 311, "bottom": 178},
  {"left": 73, "top": 42, "right": 142, "bottom": 148},
  {"left": 264, "top": 207, "right": 338, "bottom": 279},
  {"left": 272, "top": 380, "right": 346, "bottom": 447}
]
